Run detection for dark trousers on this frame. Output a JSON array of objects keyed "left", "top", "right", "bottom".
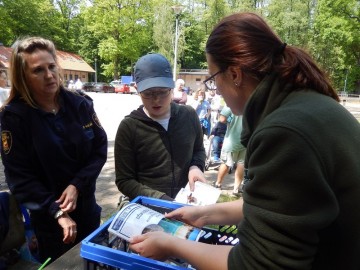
[
  {"left": 31, "top": 199, "right": 101, "bottom": 263},
  {"left": 212, "top": 136, "right": 224, "bottom": 159}
]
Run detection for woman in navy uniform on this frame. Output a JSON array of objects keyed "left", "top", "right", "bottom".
[{"left": 0, "top": 37, "right": 107, "bottom": 263}]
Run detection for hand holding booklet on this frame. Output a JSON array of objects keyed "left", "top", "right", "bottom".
[
  {"left": 108, "top": 203, "right": 203, "bottom": 242},
  {"left": 174, "top": 181, "right": 221, "bottom": 206}
]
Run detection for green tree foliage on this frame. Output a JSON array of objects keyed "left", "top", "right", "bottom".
[
  {"left": 267, "top": 0, "right": 316, "bottom": 46},
  {"left": 51, "top": 0, "right": 86, "bottom": 52},
  {"left": 0, "top": 0, "right": 358, "bottom": 90},
  {"left": 312, "top": 0, "right": 360, "bottom": 92},
  {"left": 205, "top": 0, "right": 230, "bottom": 31},
  {"left": 152, "top": 1, "right": 174, "bottom": 63},
  {"left": 0, "top": 0, "right": 59, "bottom": 45},
  {"left": 82, "top": 0, "right": 153, "bottom": 80},
  {"left": 0, "top": 0, "right": 84, "bottom": 52}
]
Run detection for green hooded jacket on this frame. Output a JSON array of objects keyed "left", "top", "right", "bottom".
[
  {"left": 115, "top": 103, "right": 205, "bottom": 200},
  {"left": 229, "top": 73, "right": 360, "bottom": 269}
]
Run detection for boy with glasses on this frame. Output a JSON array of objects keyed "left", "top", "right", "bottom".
[{"left": 114, "top": 53, "right": 206, "bottom": 201}]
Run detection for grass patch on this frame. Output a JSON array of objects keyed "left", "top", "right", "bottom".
[{"left": 217, "top": 193, "right": 240, "bottom": 203}]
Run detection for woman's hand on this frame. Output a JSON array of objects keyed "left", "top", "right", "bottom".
[
  {"left": 165, "top": 205, "right": 207, "bottom": 228},
  {"left": 129, "top": 231, "right": 174, "bottom": 261},
  {"left": 56, "top": 184, "right": 78, "bottom": 213},
  {"left": 57, "top": 213, "right": 77, "bottom": 244},
  {"left": 188, "top": 166, "right": 207, "bottom": 192}
]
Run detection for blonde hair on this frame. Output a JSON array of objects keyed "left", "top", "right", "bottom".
[
  {"left": 6, "top": 36, "right": 62, "bottom": 108},
  {"left": 194, "top": 87, "right": 206, "bottom": 100}
]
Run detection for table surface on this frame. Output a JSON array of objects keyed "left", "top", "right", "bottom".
[
  {"left": 8, "top": 242, "right": 83, "bottom": 270},
  {"left": 45, "top": 242, "right": 83, "bottom": 270}
]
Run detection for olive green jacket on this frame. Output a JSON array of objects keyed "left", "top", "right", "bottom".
[
  {"left": 115, "top": 103, "right": 205, "bottom": 200},
  {"left": 229, "top": 73, "right": 360, "bottom": 269}
]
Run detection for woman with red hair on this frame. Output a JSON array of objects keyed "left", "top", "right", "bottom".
[{"left": 129, "top": 12, "right": 360, "bottom": 270}]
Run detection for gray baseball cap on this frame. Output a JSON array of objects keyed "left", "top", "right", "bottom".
[{"left": 134, "top": 53, "right": 175, "bottom": 93}]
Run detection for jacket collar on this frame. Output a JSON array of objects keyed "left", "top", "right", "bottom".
[
  {"left": 2, "top": 87, "right": 89, "bottom": 117},
  {"left": 241, "top": 72, "right": 293, "bottom": 147}
]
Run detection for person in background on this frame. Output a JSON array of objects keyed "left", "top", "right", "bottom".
[
  {"left": 0, "top": 70, "right": 9, "bottom": 106},
  {"left": 115, "top": 53, "right": 206, "bottom": 201},
  {"left": 212, "top": 106, "right": 246, "bottom": 197},
  {"left": 128, "top": 12, "right": 360, "bottom": 270},
  {"left": 67, "top": 80, "right": 75, "bottom": 90},
  {"left": 74, "top": 78, "right": 83, "bottom": 90},
  {"left": 191, "top": 88, "right": 211, "bottom": 138},
  {"left": 172, "top": 78, "right": 187, "bottom": 105},
  {"left": 207, "top": 88, "right": 222, "bottom": 126},
  {"left": 0, "top": 37, "right": 107, "bottom": 264},
  {"left": 208, "top": 113, "right": 227, "bottom": 163}
]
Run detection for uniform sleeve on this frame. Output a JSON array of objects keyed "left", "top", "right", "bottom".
[
  {"left": 114, "top": 119, "right": 166, "bottom": 200},
  {"left": 69, "top": 100, "right": 108, "bottom": 193},
  {"left": 228, "top": 126, "right": 338, "bottom": 269},
  {"left": 1, "top": 112, "right": 56, "bottom": 212}
]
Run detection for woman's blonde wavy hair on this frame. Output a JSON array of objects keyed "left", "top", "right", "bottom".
[{"left": 5, "top": 36, "right": 62, "bottom": 108}]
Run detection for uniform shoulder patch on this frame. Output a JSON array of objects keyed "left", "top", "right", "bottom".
[
  {"left": 1, "top": 131, "right": 12, "bottom": 154},
  {"left": 92, "top": 113, "right": 103, "bottom": 130}
]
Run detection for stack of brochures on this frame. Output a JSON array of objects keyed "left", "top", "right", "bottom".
[
  {"left": 108, "top": 203, "right": 202, "bottom": 268},
  {"left": 108, "top": 203, "right": 203, "bottom": 242}
]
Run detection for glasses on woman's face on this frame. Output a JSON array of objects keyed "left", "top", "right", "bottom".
[
  {"left": 140, "top": 88, "right": 171, "bottom": 99},
  {"left": 203, "top": 70, "right": 224, "bottom": 90}
]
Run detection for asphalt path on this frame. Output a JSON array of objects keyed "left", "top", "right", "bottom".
[{"left": 87, "top": 92, "right": 142, "bottom": 141}]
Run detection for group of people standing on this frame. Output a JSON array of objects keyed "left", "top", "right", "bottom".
[
  {"left": 185, "top": 79, "right": 246, "bottom": 197},
  {"left": 1, "top": 11, "right": 359, "bottom": 270},
  {"left": 67, "top": 78, "right": 83, "bottom": 90}
]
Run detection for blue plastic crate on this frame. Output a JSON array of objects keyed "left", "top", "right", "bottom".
[
  {"left": 80, "top": 196, "right": 239, "bottom": 270},
  {"left": 81, "top": 196, "right": 196, "bottom": 270}
]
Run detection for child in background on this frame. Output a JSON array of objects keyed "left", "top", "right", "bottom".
[
  {"left": 191, "top": 88, "right": 211, "bottom": 138},
  {"left": 209, "top": 114, "right": 227, "bottom": 162}
]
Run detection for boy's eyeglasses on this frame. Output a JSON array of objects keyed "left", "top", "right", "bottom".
[
  {"left": 140, "top": 88, "right": 171, "bottom": 99},
  {"left": 203, "top": 70, "right": 224, "bottom": 90}
]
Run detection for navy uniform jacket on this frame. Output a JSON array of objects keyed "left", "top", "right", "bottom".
[{"left": 0, "top": 88, "right": 107, "bottom": 219}]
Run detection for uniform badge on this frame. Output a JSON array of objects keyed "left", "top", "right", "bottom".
[
  {"left": 92, "top": 113, "right": 103, "bottom": 130},
  {"left": 1, "top": 131, "right": 12, "bottom": 154}
]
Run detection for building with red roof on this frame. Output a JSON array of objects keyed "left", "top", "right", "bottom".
[{"left": 0, "top": 44, "right": 95, "bottom": 87}]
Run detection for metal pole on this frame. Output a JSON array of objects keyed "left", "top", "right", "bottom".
[
  {"left": 95, "top": 58, "right": 97, "bottom": 83},
  {"left": 173, "top": 15, "right": 179, "bottom": 81},
  {"left": 343, "top": 69, "right": 348, "bottom": 93}
]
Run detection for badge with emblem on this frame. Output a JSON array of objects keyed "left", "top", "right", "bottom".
[
  {"left": 1, "top": 130, "right": 12, "bottom": 154},
  {"left": 92, "top": 113, "right": 103, "bottom": 130}
]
